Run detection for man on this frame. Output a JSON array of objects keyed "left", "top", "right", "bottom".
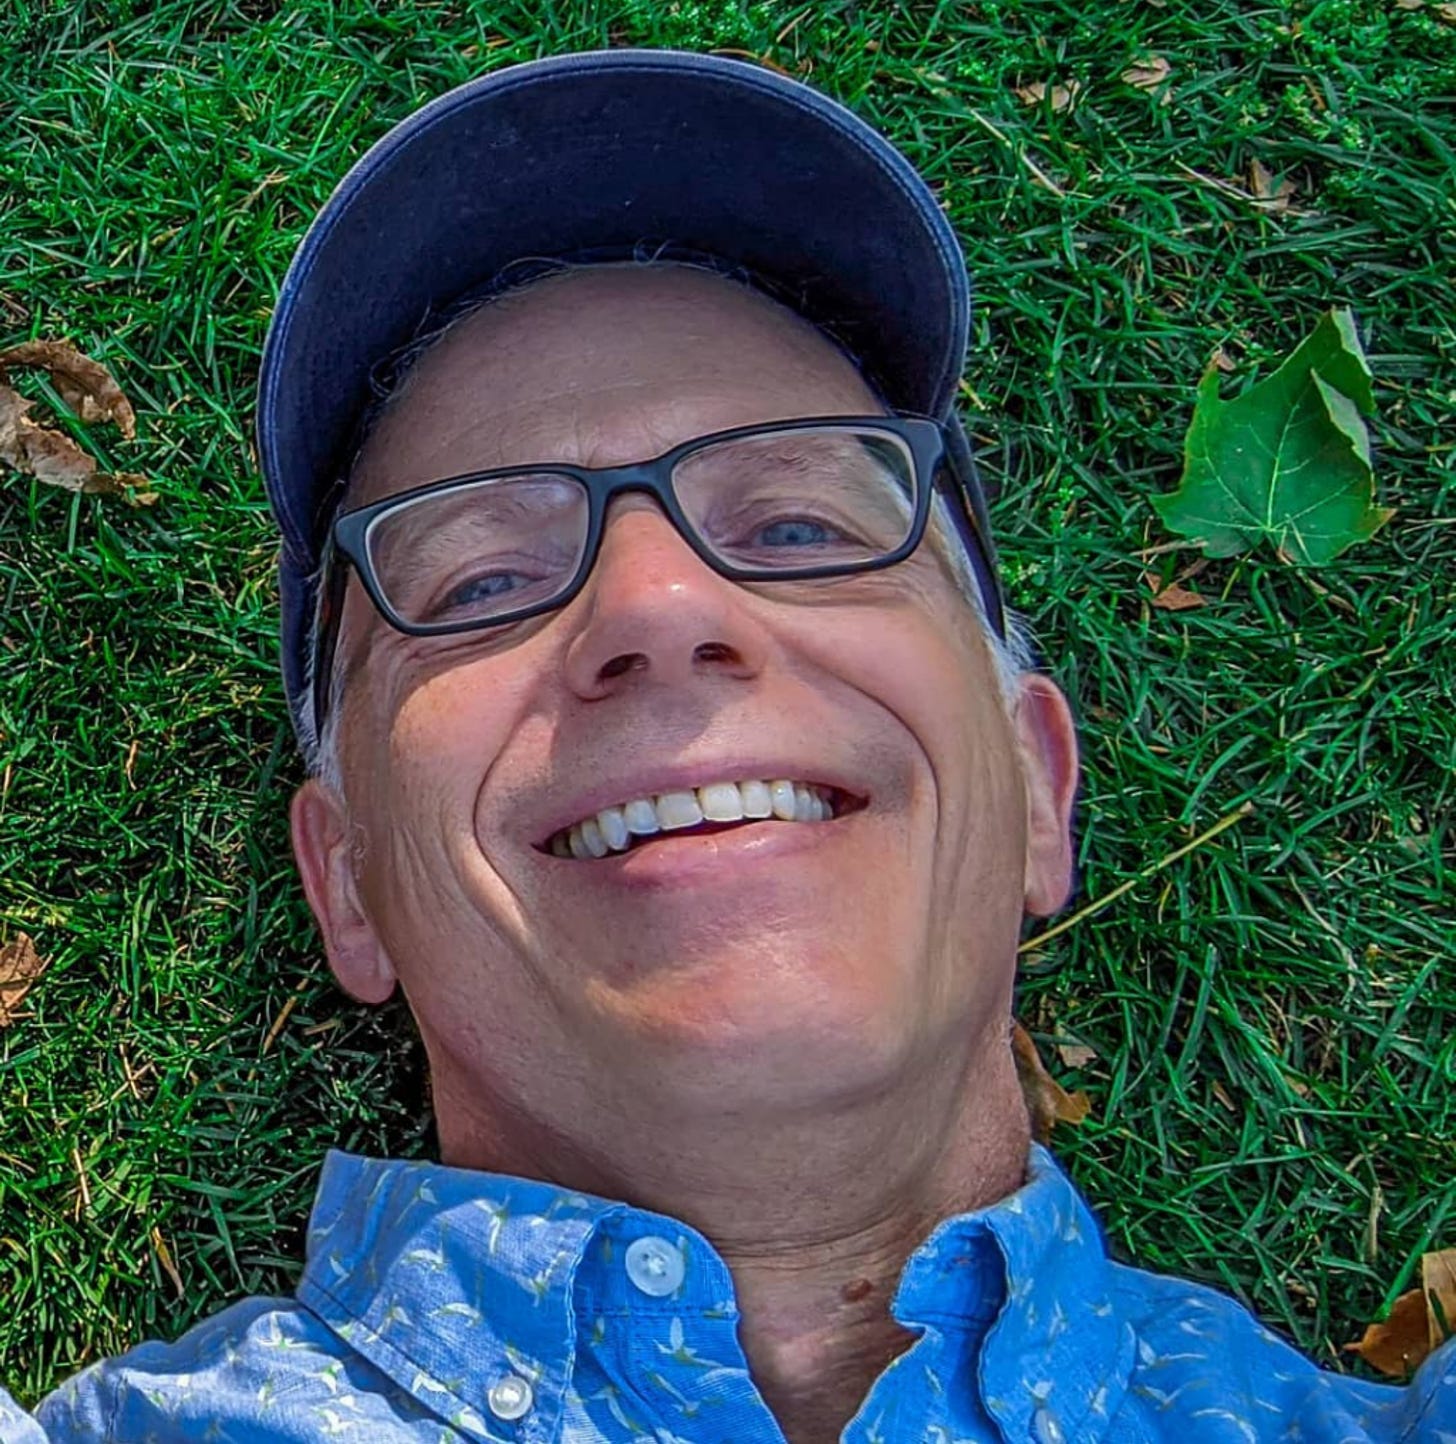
[{"left": 3, "top": 47, "right": 1452, "bottom": 1444}]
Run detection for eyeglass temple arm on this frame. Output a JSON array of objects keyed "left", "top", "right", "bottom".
[{"left": 939, "top": 414, "right": 1007, "bottom": 640}]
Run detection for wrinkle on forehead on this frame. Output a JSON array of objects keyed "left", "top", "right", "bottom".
[{"left": 348, "top": 263, "right": 883, "bottom": 504}]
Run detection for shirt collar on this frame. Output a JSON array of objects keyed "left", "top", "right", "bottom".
[
  {"left": 296, "top": 1143, "right": 1131, "bottom": 1443},
  {"left": 890, "top": 1144, "right": 1135, "bottom": 1441}
]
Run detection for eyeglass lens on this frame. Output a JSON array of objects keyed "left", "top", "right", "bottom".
[{"left": 362, "top": 425, "right": 918, "bottom": 629}]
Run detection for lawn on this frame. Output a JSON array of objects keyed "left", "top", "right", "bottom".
[{"left": 1, "top": 0, "right": 1452, "bottom": 1408}]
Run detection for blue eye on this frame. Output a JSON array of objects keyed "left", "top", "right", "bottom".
[
  {"left": 755, "top": 518, "right": 836, "bottom": 547},
  {"left": 442, "top": 572, "right": 527, "bottom": 608}
]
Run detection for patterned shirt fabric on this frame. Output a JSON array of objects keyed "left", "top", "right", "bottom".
[{"left": 4, "top": 1143, "right": 1452, "bottom": 1442}]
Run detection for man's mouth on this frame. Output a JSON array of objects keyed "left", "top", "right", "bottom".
[{"left": 540, "top": 778, "right": 861, "bottom": 860}]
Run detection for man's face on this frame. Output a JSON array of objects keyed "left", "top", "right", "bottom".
[{"left": 292, "top": 265, "right": 1076, "bottom": 1152}]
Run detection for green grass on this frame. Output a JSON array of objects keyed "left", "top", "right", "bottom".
[{"left": 2, "top": 0, "right": 1453, "bottom": 1407}]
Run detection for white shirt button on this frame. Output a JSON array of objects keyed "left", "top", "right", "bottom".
[
  {"left": 625, "top": 1234, "right": 685, "bottom": 1297},
  {"left": 486, "top": 1373, "right": 533, "bottom": 1421}
]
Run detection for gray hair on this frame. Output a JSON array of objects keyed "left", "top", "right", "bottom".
[{"left": 304, "top": 261, "right": 1035, "bottom": 791}]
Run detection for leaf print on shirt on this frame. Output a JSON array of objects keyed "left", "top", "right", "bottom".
[
  {"left": 1189, "top": 1407, "right": 1258, "bottom": 1442},
  {"left": 377, "top": 1299, "right": 414, "bottom": 1335},
  {"left": 260, "top": 1314, "right": 313, "bottom": 1350},
  {"left": 404, "top": 1243, "right": 448, "bottom": 1272},
  {"left": 653, "top": 1316, "right": 734, "bottom": 1370},
  {"left": 429, "top": 1301, "right": 483, "bottom": 1326},
  {"left": 642, "top": 1369, "right": 700, "bottom": 1416},
  {"left": 469, "top": 1196, "right": 510, "bottom": 1254},
  {"left": 589, "top": 1382, "right": 650, "bottom": 1435}
]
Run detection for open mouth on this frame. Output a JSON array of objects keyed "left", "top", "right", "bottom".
[{"left": 539, "top": 779, "right": 866, "bottom": 860}]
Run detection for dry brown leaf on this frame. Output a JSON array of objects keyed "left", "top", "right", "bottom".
[
  {"left": 151, "top": 1226, "right": 185, "bottom": 1298},
  {"left": 1249, "top": 159, "right": 1297, "bottom": 212},
  {"left": 0, "top": 340, "right": 136, "bottom": 438},
  {"left": 1011, "top": 1019, "right": 1092, "bottom": 1143},
  {"left": 1144, "top": 570, "right": 1208, "bottom": 610},
  {"left": 1056, "top": 1040, "right": 1099, "bottom": 1069},
  {"left": 0, "top": 386, "right": 92, "bottom": 487},
  {"left": 0, "top": 384, "right": 156, "bottom": 504},
  {"left": 1210, "top": 345, "right": 1238, "bottom": 373},
  {"left": 0, "top": 932, "right": 47, "bottom": 1027},
  {"left": 1121, "top": 56, "right": 1172, "bottom": 96},
  {"left": 1395, "top": 0, "right": 1423, "bottom": 10},
  {"left": 1015, "top": 79, "right": 1082, "bottom": 112},
  {"left": 1345, "top": 1249, "right": 1456, "bottom": 1376},
  {"left": 1345, "top": 1288, "right": 1427, "bottom": 1375},
  {"left": 1425, "top": 1250, "right": 1456, "bottom": 1350},
  {"left": 1437, "top": 1, "right": 1456, "bottom": 18}
]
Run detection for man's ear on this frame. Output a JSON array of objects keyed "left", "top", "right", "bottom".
[
  {"left": 291, "top": 778, "right": 398, "bottom": 1003},
  {"left": 1013, "top": 673, "right": 1080, "bottom": 918}
]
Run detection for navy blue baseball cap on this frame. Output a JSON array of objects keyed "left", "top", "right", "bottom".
[{"left": 258, "top": 48, "right": 1000, "bottom": 759}]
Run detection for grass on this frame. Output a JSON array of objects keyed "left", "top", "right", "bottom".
[{"left": 1, "top": 0, "right": 1453, "bottom": 1408}]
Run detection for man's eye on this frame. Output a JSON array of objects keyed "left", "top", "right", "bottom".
[
  {"left": 429, "top": 569, "right": 535, "bottom": 618},
  {"left": 753, "top": 517, "right": 840, "bottom": 547},
  {"left": 448, "top": 572, "right": 523, "bottom": 602}
]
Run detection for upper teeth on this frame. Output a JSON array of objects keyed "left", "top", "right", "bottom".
[{"left": 549, "top": 779, "right": 835, "bottom": 859}]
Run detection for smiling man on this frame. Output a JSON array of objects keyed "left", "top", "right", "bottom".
[{"left": 6, "top": 46, "right": 1454, "bottom": 1444}]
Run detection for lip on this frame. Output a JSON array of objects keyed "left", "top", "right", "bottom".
[{"left": 529, "top": 759, "right": 869, "bottom": 850}]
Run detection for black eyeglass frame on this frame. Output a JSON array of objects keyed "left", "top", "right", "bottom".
[{"left": 310, "top": 413, "right": 1004, "bottom": 734}]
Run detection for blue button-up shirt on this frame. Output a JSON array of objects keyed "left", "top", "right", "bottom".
[{"left": 3, "top": 1144, "right": 1451, "bottom": 1441}]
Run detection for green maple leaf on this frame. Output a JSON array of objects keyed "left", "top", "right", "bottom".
[{"left": 1153, "top": 308, "right": 1393, "bottom": 565}]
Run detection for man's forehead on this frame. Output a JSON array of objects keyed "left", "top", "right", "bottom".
[{"left": 348, "top": 263, "right": 882, "bottom": 501}]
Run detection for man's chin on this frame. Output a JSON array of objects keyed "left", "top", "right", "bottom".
[{"left": 577, "top": 923, "right": 917, "bottom": 1065}]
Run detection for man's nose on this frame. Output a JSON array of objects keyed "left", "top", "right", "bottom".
[{"left": 561, "top": 494, "right": 767, "bottom": 699}]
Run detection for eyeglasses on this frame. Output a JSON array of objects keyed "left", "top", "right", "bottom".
[{"left": 311, "top": 414, "right": 1001, "bottom": 732}]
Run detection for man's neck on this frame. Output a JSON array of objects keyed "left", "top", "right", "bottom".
[
  {"left": 433, "top": 1031, "right": 1030, "bottom": 1444},
  {"left": 707, "top": 1057, "right": 1029, "bottom": 1444}
]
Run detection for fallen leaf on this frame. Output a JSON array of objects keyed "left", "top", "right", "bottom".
[
  {"left": 1345, "top": 1250, "right": 1456, "bottom": 1376},
  {"left": 151, "top": 1226, "right": 185, "bottom": 1298},
  {"left": 1055, "top": 1039, "right": 1099, "bottom": 1068},
  {"left": 1011, "top": 1019, "right": 1092, "bottom": 1143},
  {"left": 1144, "top": 570, "right": 1208, "bottom": 610},
  {"left": 1436, "top": 1, "right": 1456, "bottom": 19},
  {"left": 1426, "top": 1250, "right": 1456, "bottom": 1350},
  {"left": 1121, "top": 56, "right": 1171, "bottom": 92},
  {"left": 1211, "top": 345, "right": 1238, "bottom": 373},
  {"left": 1015, "top": 79, "right": 1082, "bottom": 112},
  {"left": 0, "top": 386, "right": 91, "bottom": 487},
  {"left": 0, "top": 388, "right": 157, "bottom": 501},
  {"left": 0, "top": 383, "right": 156, "bottom": 504},
  {"left": 1345, "top": 1290, "right": 1426, "bottom": 1374},
  {"left": 0, "top": 932, "right": 47, "bottom": 1027},
  {"left": 1395, "top": 0, "right": 1423, "bottom": 8},
  {"left": 1152, "top": 308, "right": 1390, "bottom": 565},
  {"left": 0, "top": 340, "right": 136, "bottom": 438},
  {"left": 1249, "top": 159, "right": 1297, "bottom": 212}
]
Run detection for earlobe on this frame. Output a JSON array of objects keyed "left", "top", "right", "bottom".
[
  {"left": 1013, "top": 674, "right": 1080, "bottom": 918},
  {"left": 290, "top": 778, "right": 398, "bottom": 1004}
]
